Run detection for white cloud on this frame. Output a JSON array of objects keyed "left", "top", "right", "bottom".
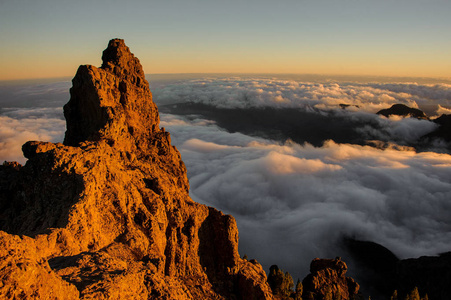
[
  {"left": 162, "top": 113, "right": 451, "bottom": 281},
  {"left": 0, "top": 108, "right": 65, "bottom": 164},
  {"left": 258, "top": 151, "right": 342, "bottom": 174},
  {"left": 154, "top": 77, "right": 448, "bottom": 149},
  {"left": 153, "top": 78, "right": 451, "bottom": 114},
  {"left": 356, "top": 114, "right": 439, "bottom": 144},
  {"left": 436, "top": 104, "right": 451, "bottom": 116}
]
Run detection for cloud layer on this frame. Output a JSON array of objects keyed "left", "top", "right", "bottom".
[
  {"left": 154, "top": 77, "right": 450, "bottom": 152},
  {"left": 161, "top": 113, "right": 451, "bottom": 281},
  {"left": 0, "top": 81, "right": 69, "bottom": 163},
  {"left": 153, "top": 77, "right": 451, "bottom": 116},
  {"left": 2, "top": 77, "right": 451, "bottom": 286},
  {"left": 0, "top": 108, "right": 65, "bottom": 163}
]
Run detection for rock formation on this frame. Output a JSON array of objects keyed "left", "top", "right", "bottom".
[
  {"left": 0, "top": 39, "right": 273, "bottom": 299},
  {"left": 302, "top": 258, "right": 362, "bottom": 300},
  {"left": 376, "top": 104, "right": 429, "bottom": 120}
]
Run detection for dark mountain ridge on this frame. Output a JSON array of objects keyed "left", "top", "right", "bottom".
[
  {"left": 161, "top": 102, "right": 451, "bottom": 153},
  {"left": 376, "top": 103, "right": 429, "bottom": 120}
]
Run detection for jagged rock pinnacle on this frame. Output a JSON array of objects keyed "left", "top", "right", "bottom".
[
  {"left": 101, "top": 39, "right": 146, "bottom": 80},
  {"left": 63, "top": 39, "right": 159, "bottom": 148},
  {"left": 0, "top": 39, "right": 274, "bottom": 299}
]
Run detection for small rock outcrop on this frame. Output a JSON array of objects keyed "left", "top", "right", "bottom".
[
  {"left": 302, "top": 258, "right": 362, "bottom": 300},
  {"left": 0, "top": 39, "right": 273, "bottom": 299},
  {"left": 377, "top": 104, "right": 429, "bottom": 120}
]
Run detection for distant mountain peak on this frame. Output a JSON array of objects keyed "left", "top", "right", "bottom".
[{"left": 377, "top": 104, "right": 429, "bottom": 120}]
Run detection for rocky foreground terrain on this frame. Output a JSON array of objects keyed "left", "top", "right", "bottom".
[{"left": 0, "top": 39, "right": 364, "bottom": 299}]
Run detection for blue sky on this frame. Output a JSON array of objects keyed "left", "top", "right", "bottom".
[{"left": 1, "top": 0, "right": 450, "bottom": 79}]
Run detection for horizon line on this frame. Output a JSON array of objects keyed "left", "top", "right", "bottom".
[{"left": 1, "top": 72, "right": 450, "bottom": 84}]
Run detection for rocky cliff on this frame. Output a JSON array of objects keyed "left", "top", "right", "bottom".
[{"left": 0, "top": 39, "right": 273, "bottom": 299}]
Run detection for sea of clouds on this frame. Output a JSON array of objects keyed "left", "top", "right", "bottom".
[
  {"left": 160, "top": 113, "right": 451, "bottom": 281},
  {"left": 1, "top": 76, "right": 451, "bottom": 282},
  {"left": 0, "top": 81, "right": 69, "bottom": 163},
  {"left": 152, "top": 77, "right": 451, "bottom": 116},
  {"left": 153, "top": 77, "right": 451, "bottom": 151}
]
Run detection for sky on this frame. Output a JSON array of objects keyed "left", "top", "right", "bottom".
[{"left": 1, "top": 0, "right": 451, "bottom": 80}]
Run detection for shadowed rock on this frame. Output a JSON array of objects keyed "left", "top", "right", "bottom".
[
  {"left": 343, "top": 237, "right": 399, "bottom": 298},
  {"left": 396, "top": 252, "right": 451, "bottom": 300},
  {"left": 425, "top": 114, "right": 451, "bottom": 142},
  {"left": 377, "top": 104, "right": 429, "bottom": 120}
]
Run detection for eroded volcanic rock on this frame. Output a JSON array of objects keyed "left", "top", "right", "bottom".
[
  {"left": 302, "top": 258, "right": 362, "bottom": 300},
  {"left": 0, "top": 39, "right": 273, "bottom": 299}
]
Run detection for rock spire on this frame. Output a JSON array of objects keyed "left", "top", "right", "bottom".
[{"left": 0, "top": 39, "right": 273, "bottom": 299}]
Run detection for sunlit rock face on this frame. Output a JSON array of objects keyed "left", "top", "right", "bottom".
[
  {"left": 64, "top": 39, "right": 160, "bottom": 148},
  {"left": 0, "top": 39, "right": 273, "bottom": 299}
]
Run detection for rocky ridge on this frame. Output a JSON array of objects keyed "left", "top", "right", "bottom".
[
  {"left": 0, "top": 39, "right": 273, "bottom": 299},
  {"left": 376, "top": 104, "right": 429, "bottom": 120}
]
